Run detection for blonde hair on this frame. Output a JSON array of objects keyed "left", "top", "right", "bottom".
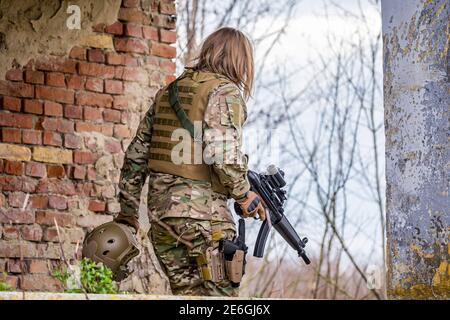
[{"left": 193, "top": 27, "right": 254, "bottom": 100}]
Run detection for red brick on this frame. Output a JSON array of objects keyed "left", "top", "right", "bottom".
[
  {"left": 87, "top": 167, "right": 96, "bottom": 181},
  {"left": 159, "top": 2, "right": 176, "bottom": 15},
  {"left": 42, "top": 227, "right": 58, "bottom": 241},
  {"left": 103, "top": 109, "right": 121, "bottom": 123},
  {"left": 46, "top": 165, "right": 65, "bottom": 178},
  {"left": 123, "top": 55, "right": 139, "bottom": 66},
  {"left": 3, "top": 226, "right": 20, "bottom": 240},
  {"left": 87, "top": 49, "right": 105, "bottom": 63},
  {"left": 22, "top": 130, "right": 42, "bottom": 145},
  {"left": 105, "top": 138, "right": 122, "bottom": 153},
  {"left": 0, "top": 80, "right": 34, "bottom": 98},
  {"left": 85, "top": 77, "right": 103, "bottom": 92},
  {"left": 25, "top": 70, "right": 45, "bottom": 84},
  {"left": 21, "top": 176, "right": 38, "bottom": 193},
  {"left": 106, "top": 52, "right": 124, "bottom": 65},
  {"left": 8, "top": 191, "right": 27, "bottom": 208},
  {"left": 20, "top": 274, "right": 63, "bottom": 291},
  {"left": 28, "top": 260, "right": 48, "bottom": 273},
  {"left": 75, "top": 122, "right": 102, "bottom": 133},
  {"left": 73, "top": 166, "right": 86, "bottom": 180},
  {"left": 44, "top": 101, "right": 63, "bottom": 117},
  {"left": 116, "top": 66, "right": 147, "bottom": 82},
  {"left": 30, "top": 196, "right": 48, "bottom": 209},
  {"left": 0, "top": 176, "right": 37, "bottom": 193},
  {"left": 57, "top": 118, "right": 75, "bottom": 133},
  {"left": 113, "top": 124, "right": 131, "bottom": 138},
  {"left": 88, "top": 200, "right": 106, "bottom": 212},
  {"left": 40, "top": 117, "right": 57, "bottom": 131},
  {"left": 150, "top": 42, "right": 176, "bottom": 58},
  {"left": 43, "top": 131, "right": 62, "bottom": 147},
  {"left": 76, "top": 91, "right": 113, "bottom": 108},
  {"left": 48, "top": 195, "right": 67, "bottom": 210},
  {"left": 36, "top": 210, "right": 75, "bottom": 227},
  {"left": 78, "top": 62, "right": 115, "bottom": 78},
  {"left": 0, "top": 208, "right": 35, "bottom": 224},
  {"left": 4, "top": 160, "right": 24, "bottom": 175},
  {"left": 64, "top": 133, "right": 82, "bottom": 149},
  {"left": 7, "top": 259, "right": 22, "bottom": 273},
  {"left": 105, "top": 79, "right": 123, "bottom": 94},
  {"left": 124, "top": 23, "right": 143, "bottom": 37},
  {"left": 142, "top": 26, "right": 158, "bottom": 40},
  {"left": 84, "top": 106, "right": 103, "bottom": 121},
  {"left": 35, "top": 58, "right": 77, "bottom": 74},
  {"left": 101, "top": 124, "right": 114, "bottom": 136},
  {"left": 92, "top": 23, "right": 106, "bottom": 32},
  {"left": 114, "top": 38, "right": 149, "bottom": 54},
  {"left": 69, "top": 46, "right": 87, "bottom": 60},
  {"left": 21, "top": 224, "right": 43, "bottom": 241},
  {"left": 73, "top": 151, "right": 98, "bottom": 164},
  {"left": 113, "top": 95, "right": 129, "bottom": 109},
  {"left": 160, "top": 29, "right": 176, "bottom": 43},
  {"left": 3, "top": 96, "right": 21, "bottom": 112},
  {"left": 25, "top": 162, "right": 46, "bottom": 178},
  {"left": 123, "top": 0, "right": 139, "bottom": 7},
  {"left": 36, "top": 179, "right": 75, "bottom": 196},
  {"left": 36, "top": 86, "right": 74, "bottom": 104},
  {"left": 23, "top": 99, "right": 43, "bottom": 114},
  {"left": 5, "top": 113, "right": 34, "bottom": 129},
  {"left": 160, "top": 60, "right": 176, "bottom": 73},
  {"left": 2, "top": 128, "right": 21, "bottom": 143},
  {"left": 64, "top": 105, "right": 83, "bottom": 119},
  {"left": 66, "top": 74, "right": 85, "bottom": 90},
  {"left": 5, "top": 69, "right": 23, "bottom": 81},
  {"left": 46, "top": 72, "right": 66, "bottom": 87},
  {"left": 105, "top": 21, "right": 123, "bottom": 35}
]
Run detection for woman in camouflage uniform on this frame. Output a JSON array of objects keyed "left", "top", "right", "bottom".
[{"left": 114, "top": 27, "right": 266, "bottom": 297}]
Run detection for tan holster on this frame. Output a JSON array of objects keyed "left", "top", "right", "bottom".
[
  {"left": 224, "top": 249, "right": 245, "bottom": 284},
  {"left": 196, "top": 246, "right": 246, "bottom": 286}
]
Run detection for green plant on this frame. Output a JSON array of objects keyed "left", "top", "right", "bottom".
[
  {"left": 53, "top": 258, "right": 117, "bottom": 294},
  {"left": 79, "top": 258, "right": 117, "bottom": 294},
  {"left": 0, "top": 272, "right": 12, "bottom": 291}
]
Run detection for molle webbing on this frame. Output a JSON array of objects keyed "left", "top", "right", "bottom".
[{"left": 148, "top": 70, "right": 232, "bottom": 194}]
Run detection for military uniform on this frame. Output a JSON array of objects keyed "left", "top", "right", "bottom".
[{"left": 116, "top": 68, "right": 250, "bottom": 296}]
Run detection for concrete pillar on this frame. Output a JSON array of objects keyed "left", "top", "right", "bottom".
[{"left": 381, "top": 0, "right": 449, "bottom": 299}]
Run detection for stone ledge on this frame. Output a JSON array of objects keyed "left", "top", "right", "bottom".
[{"left": 0, "top": 291, "right": 267, "bottom": 300}]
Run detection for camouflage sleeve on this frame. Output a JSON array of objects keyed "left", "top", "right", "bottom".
[
  {"left": 115, "top": 104, "right": 155, "bottom": 230},
  {"left": 203, "top": 83, "right": 250, "bottom": 199}
]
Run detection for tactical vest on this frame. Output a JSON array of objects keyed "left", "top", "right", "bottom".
[{"left": 148, "top": 68, "right": 234, "bottom": 195}]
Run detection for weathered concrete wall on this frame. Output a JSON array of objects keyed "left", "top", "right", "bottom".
[
  {"left": 0, "top": 0, "right": 176, "bottom": 294},
  {"left": 381, "top": 0, "right": 449, "bottom": 299}
]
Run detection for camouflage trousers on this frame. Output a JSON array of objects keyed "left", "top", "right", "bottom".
[{"left": 151, "top": 217, "right": 238, "bottom": 297}]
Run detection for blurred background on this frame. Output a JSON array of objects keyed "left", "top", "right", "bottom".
[{"left": 174, "top": 0, "right": 385, "bottom": 299}]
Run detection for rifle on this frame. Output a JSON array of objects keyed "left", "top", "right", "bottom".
[{"left": 234, "top": 165, "right": 311, "bottom": 265}]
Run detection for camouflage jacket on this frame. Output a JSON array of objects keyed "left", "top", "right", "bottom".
[{"left": 115, "top": 82, "right": 250, "bottom": 229}]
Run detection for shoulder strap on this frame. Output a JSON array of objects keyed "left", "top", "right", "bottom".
[{"left": 168, "top": 80, "right": 195, "bottom": 138}]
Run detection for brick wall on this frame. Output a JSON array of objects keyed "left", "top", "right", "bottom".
[{"left": 0, "top": 0, "right": 176, "bottom": 291}]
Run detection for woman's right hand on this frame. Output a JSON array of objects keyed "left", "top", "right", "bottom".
[{"left": 235, "top": 191, "right": 266, "bottom": 221}]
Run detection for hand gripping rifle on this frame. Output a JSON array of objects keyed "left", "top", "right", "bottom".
[{"left": 235, "top": 165, "right": 311, "bottom": 265}]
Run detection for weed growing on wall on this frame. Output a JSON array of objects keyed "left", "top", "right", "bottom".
[{"left": 53, "top": 258, "right": 117, "bottom": 294}]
